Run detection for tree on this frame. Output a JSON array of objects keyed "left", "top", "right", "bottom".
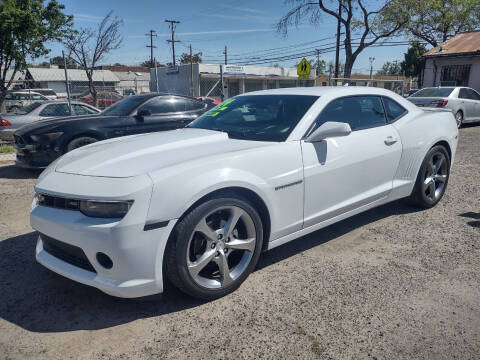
[
  {"left": 49, "top": 55, "right": 78, "bottom": 69},
  {"left": 277, "top": 0, "right": 407, "bottom": 78},
  {"left": 389, "top": 0, "right": 480, "bottom": 47},
  {"left": 0, "top": 0, "right": 72, "bottom": 111},
  {"left": 140, "top": 59, "right": 164, "bottom": 68},
  {"left": 309, "top": 58, "right": 326, "bottom": 74},
  {"left": 327, "top": 59, "right": 345, "bottom": 76},
  {"left": 65, "top": 11, "right": 123, "bottom": 107},
  {"left": 400, "top": 41, "right": 427, "bottom": 83},
  {"left": 179, "top": 52, "right": 202, "bottom": 64},
  {"left": 376, "top": 61, "right": 402, "bottom": 76}
]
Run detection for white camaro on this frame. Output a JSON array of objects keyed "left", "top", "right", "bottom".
[{"left": 31, "top": 87, "right": 458, "bottom": 299}]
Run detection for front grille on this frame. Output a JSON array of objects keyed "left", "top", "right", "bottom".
[
  {"left": 40, "top": 234, "right": 96, "bottom": 273},
  {"left": 38, "top": 193, "right": 80, "bottom": 211}
]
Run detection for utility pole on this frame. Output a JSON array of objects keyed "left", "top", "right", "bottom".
[
  {"left": 190, "top": 44, "right": 194, "bottom": 97},
  {"left": 223, "top": 46, "right": 228, "bottom": 65},
  {"left": 369, "top": 57, "right": 375, "bottom": 86},
  {"left": 316, "top": 49, "right": 320, "bottom": 74},
  {"left": 146, "top": 30, "right": 157, "bottom": 68},
  {"left": 165, "top": 19, "right": 180, "bottom": 66},
  {"left": 334, "top": 0, "right": 342, "bottom": 79}
]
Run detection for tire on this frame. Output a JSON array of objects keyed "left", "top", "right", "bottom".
[
  {"left": 66, "top": 136, "right": 99, "bottom": 152},
  {"left": 165, "top": 195, "right": 264, "bottom": 299},
  {"left": 455, "top": 110, "right": 463, "bottom": 128},
  {"left": 409, "top": 145, "right": 450, "bottom": 208}
]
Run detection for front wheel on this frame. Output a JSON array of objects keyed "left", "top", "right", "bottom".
[
  {"left": 165, "top": 196, "right": 264, "bottom": 299},
  {"left": 66, "top": 136, "right": 99, "bottom": 152},
  {"left": 409, "top": 145, "right": 450, "bottom": 208}
]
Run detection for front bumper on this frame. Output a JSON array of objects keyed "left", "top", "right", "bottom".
[
  {"left": 31, "top": 171, "right": 176, "bottom": 298},
  {"left": 14, "top": 134, "right": 61, "bottom": 168}
]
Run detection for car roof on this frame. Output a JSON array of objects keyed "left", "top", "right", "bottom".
[
  {"left": 10, "top": 91, "right": 44, "bottom": 94},
  {"left": 240, "top": 86, "right": 405, "bottom": 97}
]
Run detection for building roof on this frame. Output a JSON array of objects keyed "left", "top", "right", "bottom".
[
  {"left": 95, "top": 65, "right": 149, "bottom": 73},
  {"left": 424, "top": 31, "right": 480, "bottom": 57},
  {"left": 27, "top": 68, "right": 120, "bottom": 82},
  {"left": 317, "top": 73, "right": 409, "bottom": 81}
]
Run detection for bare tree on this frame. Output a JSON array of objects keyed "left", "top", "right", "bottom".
[
  {"left": 65, "top": 11, "right": 123, "bottom": 107},
  {"left": 277, "top": 0, "right": 407, "bottom": 78}
]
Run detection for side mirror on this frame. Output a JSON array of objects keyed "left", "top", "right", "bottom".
[
  {"left": 136, "top": 109, "right": 151, "bottom": 120},
  {"left": 305, "top": 121, "right": 352, "bottom": 142}
]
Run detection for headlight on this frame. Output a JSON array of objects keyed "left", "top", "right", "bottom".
[
  {"left": 79, "top": 200, "right": 133, "bottom": 218},
  {"left": 30, "top": 132, "right": 63, "bottom": 142}
]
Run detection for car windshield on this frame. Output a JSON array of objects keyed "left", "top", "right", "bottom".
[
  {"left": 14, "top": 102, "right": 42, "bottom": 115},
  {"left": 101, "top": 96, "right": 150, "bottom": 116},
  {"left": 410, "top": 88, "right": 455, "bottom": 97},
  {"left": 188, "top": 95, "right": 319, "bottom": 142}
]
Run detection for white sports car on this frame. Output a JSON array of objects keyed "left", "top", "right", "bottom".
[{"left": 31, "top": 87, "right": 458, "bottom": 299}]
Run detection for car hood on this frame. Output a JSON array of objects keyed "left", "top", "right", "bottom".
[
  {"left": 54, "top": 128, "right": 272, "bottom": 178},
  {"left": 15, "top": 114, "right": 111, "bottom": 133}
]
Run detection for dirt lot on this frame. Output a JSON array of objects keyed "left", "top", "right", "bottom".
[{"left": 0, "top": 126, "right": 479, "bottom": 360}]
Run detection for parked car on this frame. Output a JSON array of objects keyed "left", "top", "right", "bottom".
[
  {"left": 5, "top": 91, "right": 49, "bottom": 112},
  {"left": 30, "top": 87, "right": 458, "bottom": 299},
  {"left": 0, "top": 101, "right": 99, "bottom": 141},
  {"left": 403, "top": 89, "right": 419, "bottom": 98},
  {"left": 24, "top": 88, "right": 58, "bottom": 100},
  {"left": 407, "top": 86, "right": 480, "bottom": 127},
  {"left": 80, "top": 91, "right": 124, "bottom": 109},
  {"left": 14, "top": 94, "right": 208, "bottom": 168}
]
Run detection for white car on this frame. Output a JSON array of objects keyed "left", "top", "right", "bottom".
[
  {"left": 408, "top": 87, "right": 480, "bottom": 128},
  {"left": 31, "top": 87, "right": 458, "bottom": 299}
]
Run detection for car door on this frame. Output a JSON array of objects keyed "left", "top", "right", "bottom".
[
  {"left": 466, "top": 89, "right": 480, "bottom": 120},
  {"left": 458, "top": 88, "right": 476, "bottom": 121},
  {"left": 301, "top": 95, "right": 402, "bottom": 228},
  {"left": 131, "top": 96, "right": 203, "bottom": 134}
]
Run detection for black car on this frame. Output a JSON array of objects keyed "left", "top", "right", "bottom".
[{"left": 14, "top": 93, "right": 210, "bottom": 168}]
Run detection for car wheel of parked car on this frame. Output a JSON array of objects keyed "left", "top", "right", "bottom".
[
  {"left": 409, "top": 145, "right": 450, "bottom": 208},
  {"left": 165, "top": 195, "right": 264, "bottom": 299},
  {"left": 66, "top": 136, "right": 99, "bottom": 152},
  {"left": 455, "top": 110, "right": 463, "bottom": 128}
]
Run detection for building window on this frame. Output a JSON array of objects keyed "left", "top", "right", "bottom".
[
  {"left": 322, "top": 82, "right": 327, "bottom": 86},
  {"left": 440, "top": 64, "right": 471, "bottom": 86}
]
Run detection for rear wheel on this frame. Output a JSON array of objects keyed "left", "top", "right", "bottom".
[
  {"left": 455, "top": 110, "right": 463, "bottom": 128},
  {"left": 409, "top": 145, "right": 450, "bottom": 208},
  {"left": 66, "top": 136, "right": 99, "bottom": 152},
  {"left": 165, "top": 196, "right": 263, "bottom": 299}
]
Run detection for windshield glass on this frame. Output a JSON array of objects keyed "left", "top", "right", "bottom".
[
  {"left": 188, "top": 95, "right": 319, "bottom": 141},
  {"left": 101, "top": 96, "right": 150, "bottom": 116},
  {"left": 411, "top": 88, "right": 454, "bottom": 97},
  {"left": 14, "top": 102, "right": 42, "bottom": 115}
]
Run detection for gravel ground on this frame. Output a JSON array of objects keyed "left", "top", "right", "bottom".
[{"left": 0, "top": 125, "right": 478, "bottom": 360}]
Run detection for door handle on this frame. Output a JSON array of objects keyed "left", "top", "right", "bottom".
[{"left": 384, "top": 136, "right": 398, "bottom": 145}]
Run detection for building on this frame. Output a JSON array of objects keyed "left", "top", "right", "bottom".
[
  {"left": 316, "top": 74, "right": 414, "bottom": 93},
  {"left": 25, "top": 67, "right": 120, "bottom": 97},
  {"left": 423, "top": 31, "right": 480, "bottom": 91},
  {"left": 151, "top": 63, "right": 316, "bottom": 99},
  {"left": 3, "top": 69, "right": 25, "bottom": 90},
  {"left": 95, "top": 65, "right": 150, "bottom": 95}
]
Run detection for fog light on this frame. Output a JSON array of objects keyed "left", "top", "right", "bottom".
[{"left": 96, "top": 252, "right": 113, "bottom": 269}]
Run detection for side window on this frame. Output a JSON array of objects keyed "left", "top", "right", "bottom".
[
  {"left": 383, "top": 97, "right": 407, "bottom": 122},
  {"left": 314, "top": 96, "right": 387, "bottom": 132},
  {"left": 32, "top": 94, "right": 44, "bottom": 100},
  {"left": 172, "top": 97, "right": 205, "bottom": 112},
  {"left": 466, "top": 89, "right": 480, "bottom": 101},
  {"left": 5, "top": 93, "right": 12, "bottom": 100},
  {"left": 39, "top": 104, "right": 71, "bottom": 117},
  {"left": 20, "top": 94, "right": 29, "bottom": 100},
  {"left": 72, "top": 104, "right": 97, "bottom": 115},
  {"left": 458, "top": 88, "right": 468, "bottom": 99},
  {"left": 138, "top": 97, "right": 175, "bottom": 114}
]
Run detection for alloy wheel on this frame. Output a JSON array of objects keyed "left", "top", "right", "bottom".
[
  {"left": 423, "top": 152, "right": 448, "bottom": 202},
  {"left": 186, "top": 206, "right": 257, "bottom": 289},
  {"left": 455, "top": 111, "right": 463, "bottom": 128}
]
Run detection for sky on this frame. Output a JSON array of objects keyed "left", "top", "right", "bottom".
[{"left": 42, "top": 0, "right": 418, "bottom": 74}]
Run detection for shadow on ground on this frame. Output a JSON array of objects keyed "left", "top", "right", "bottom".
[
  {"left": 459, "top": 212, "right": 480, "bottom": 228},
  {"left": 0, "top": 200, "right": 420, "bottom": 333},
  {"left": 0, "top": 165, "right": 41, "bottom": 180}
]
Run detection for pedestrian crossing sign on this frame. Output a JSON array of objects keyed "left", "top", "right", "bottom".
[{"left": 297, "top": 58, "right": 311, "bottom": 79}]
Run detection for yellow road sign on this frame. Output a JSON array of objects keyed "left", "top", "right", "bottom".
[{"left": 297, "top": 58, "right": 311, "bottom": 79}]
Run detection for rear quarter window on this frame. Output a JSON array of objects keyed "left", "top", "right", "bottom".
[{"left": 382, "top": 97, "right": 407, "bottom": 122}]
